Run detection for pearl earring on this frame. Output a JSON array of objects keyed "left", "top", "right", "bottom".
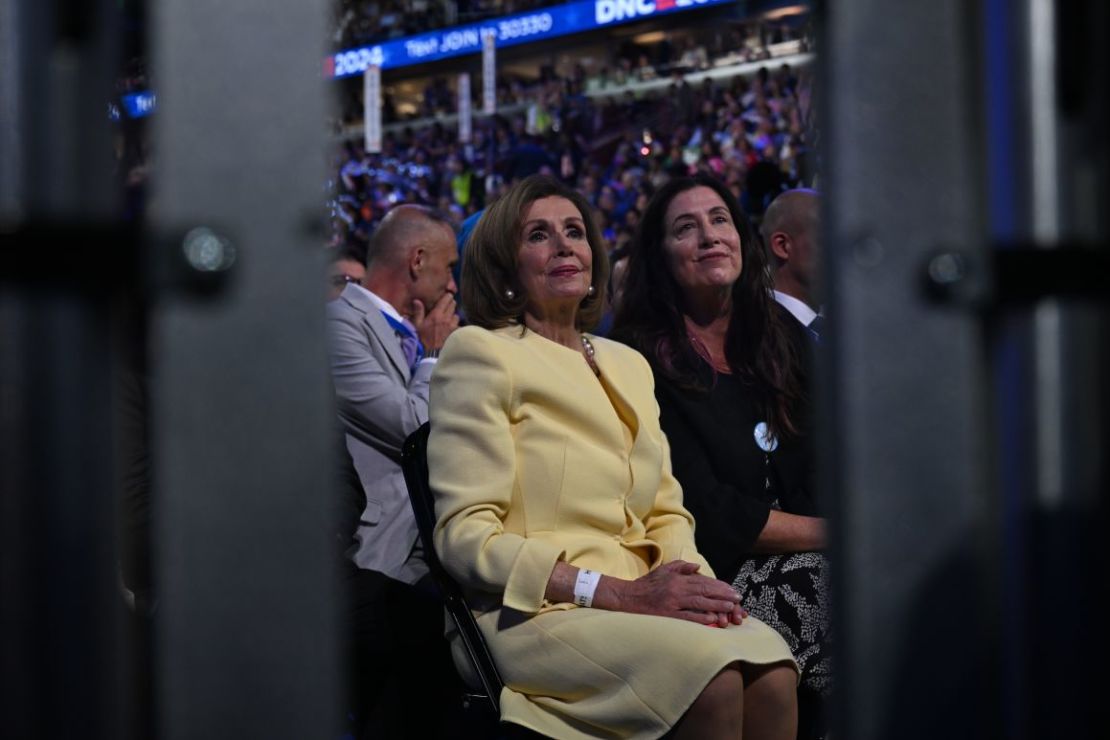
[
  {"left": 504, "top": 288, "right": 515, "bottom": 300},
  {"left": 587, "top": 285, "right": 596, "bottom": 296}
]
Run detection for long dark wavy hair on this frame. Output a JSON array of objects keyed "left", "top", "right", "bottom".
[{"left": 611, "top": 173, "right": 806, "bottom": 437}]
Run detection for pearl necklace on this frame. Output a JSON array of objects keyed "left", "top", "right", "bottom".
[{"left": 580, "top": 335, "right": 601, "bottom": 377}]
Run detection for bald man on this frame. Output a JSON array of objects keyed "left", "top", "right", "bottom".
[
  {"left": 328, "top": 205, "right": 462, "bottom": 738},
  {"left": 328, "top": 204, "right": 458, "bottom": 582},
  {"left": 761, "top": 189, "right": 823, "bottom": 336}
]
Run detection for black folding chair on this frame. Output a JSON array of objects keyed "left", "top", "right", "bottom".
[{"left": 400, "top": 422, "right": 505, "bottom": 719}]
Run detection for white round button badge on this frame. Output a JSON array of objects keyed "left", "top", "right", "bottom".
[{"left": 754, "top": 421, "right": 778, "bottom": 452}]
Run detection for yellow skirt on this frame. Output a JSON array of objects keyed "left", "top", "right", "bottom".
[{"left": 462, "top": 605, "right": 798, "bottom": 739}]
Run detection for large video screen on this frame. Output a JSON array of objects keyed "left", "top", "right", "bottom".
[{"left": 328, "top": 0, "right": 736, "bottom": 77}]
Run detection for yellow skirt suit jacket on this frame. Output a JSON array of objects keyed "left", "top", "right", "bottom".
[{"left": 428, "top": 325, "right": 795, "bottom": 739}]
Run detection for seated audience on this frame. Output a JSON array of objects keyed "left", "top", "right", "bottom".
[
  {"left": 427, "top": 174, "right": 799, "bottom": 739},
  {"left": 612, "top": 173, "right": 830, "bottom": 739}
]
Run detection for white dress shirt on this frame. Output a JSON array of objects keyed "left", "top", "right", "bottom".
[{"left": 773, "top": 290, "right": 819, "bottom": 327}]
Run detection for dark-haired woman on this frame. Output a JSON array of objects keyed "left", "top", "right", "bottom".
[
  {"left": 612, "top": 174, "right": 830, "bottom": 737},
  {"left": 428, "top": 174, "right": 798, "bottom": 739}
]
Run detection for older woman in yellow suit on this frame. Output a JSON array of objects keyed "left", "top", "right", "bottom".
[{"left": 428, "top": 174, "right": 798, "bottom": 739}]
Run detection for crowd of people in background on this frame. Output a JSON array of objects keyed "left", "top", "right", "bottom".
[
  {"left": 111, "top": 6, "right": 813, "bottom": 239},
  {"left": 328, "top": 59, "right": 818, "bottom": 283},
  {"left": 332, "top": 19, "right": 809, "bottom": 128},
  {"left": 331, "top": 1, "right": 572, "bottom": 49}
]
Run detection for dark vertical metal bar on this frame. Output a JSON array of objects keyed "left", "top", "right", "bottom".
[
  {"left": 0, "top": 0, "right": 24, "bottom": 218},
  {"left": 979, "top": 1, "right": 1108, "bottom": 738},
  {"left": 1016, "top": 0, "right": 1108, "bottom": 736},
  {"left": 981, "top": 1, "right": 1033, "bottom": 737},
  {"left": 0, "top": 0, "right": 123, "bottom": 738},
  {"left": 821, "top": 1, "right": 997, "bottom": 738},
  {"left": 149, "top": 1, "right": 338, "bottom": 737}
]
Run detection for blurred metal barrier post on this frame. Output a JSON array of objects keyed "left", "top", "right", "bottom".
[
  {"left": 1, "top": 1, "right": 125, "bottom": 737},
  {"left": 823, "top": 1, "right": 1108, "bottom": 738},
  {"left": 2, "top": 0, "right": 339, "bottom": 738},
  {"left": 150, "top": 1, "right": 337, "bottom": 738}
]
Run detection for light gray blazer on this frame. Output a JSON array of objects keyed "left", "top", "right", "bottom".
[{"left": 326, "top": 283, "right": 433, "bottom": 583}]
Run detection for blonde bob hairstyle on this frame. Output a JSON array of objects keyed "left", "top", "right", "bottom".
[{"left": 461, "top": 174, "right": 610, "bottom": 331}]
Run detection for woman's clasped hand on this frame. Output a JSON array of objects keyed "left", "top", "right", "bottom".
[{"left": 614, "top": 560, "right": 749, "bottom": 627}]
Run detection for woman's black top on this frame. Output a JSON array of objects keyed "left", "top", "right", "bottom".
[{"left": 653, "top": 361, "right": 817, "bottom": 582}]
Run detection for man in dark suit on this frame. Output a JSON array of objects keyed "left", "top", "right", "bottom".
[
  {"left": 761, "top": 189, "right": 827, "bottom": 740},
  {"left": 761, "top": 188, "right": 824, "bottom": 342},
  {"left": 326, "top": 204, "right": 460, "bottom": 739}
]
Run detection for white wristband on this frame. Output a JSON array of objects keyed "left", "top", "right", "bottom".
[{"left": 573, "top": 569, "right": 601, "bottom": 608}]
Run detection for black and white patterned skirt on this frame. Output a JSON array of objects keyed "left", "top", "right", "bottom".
[{"left": 731, "top": 551, "right": 832, "bottom": 695}]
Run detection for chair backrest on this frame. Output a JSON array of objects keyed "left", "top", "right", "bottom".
[{"left": 401, "top": 422, "right": 504, "bottom": 716}]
